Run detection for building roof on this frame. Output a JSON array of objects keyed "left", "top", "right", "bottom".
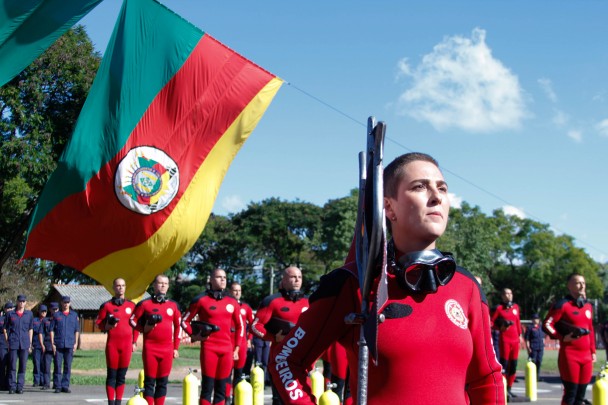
[{"left": 51, "top": 284, "right": 150, "bottom": 311}]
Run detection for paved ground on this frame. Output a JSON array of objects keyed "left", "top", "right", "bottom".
[{"left": 0, "top": 375, "right": 596, "bottom": 404}]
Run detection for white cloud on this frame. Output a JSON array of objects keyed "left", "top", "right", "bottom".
[
  {"left": 396, "top": 28, "right": 527, "bottom": 133},
  {"left": 596, "top": 119, "right": 608, "bottom": 137},
  {"left": 448, "top": 193, "right": 462, "bottom": 209},
  {"left": 502, "top": 205, "right": 526, "bottom": 219},
  {"left": 220, "top": 195, "right": 246, "bottom": 214},
  {"left": 567, "top": 129, "right": 583, "bottom": 143},
  {"left": 538, "top": 78, "right": 558, "bottom": 103}
]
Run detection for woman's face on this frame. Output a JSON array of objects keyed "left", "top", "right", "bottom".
[{"left": 384, "top": 160, "right": 450, "bottom": 251}]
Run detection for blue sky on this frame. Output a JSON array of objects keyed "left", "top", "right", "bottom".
[{"left": 80, "top": 1, "right": 608, "bottom": 263}]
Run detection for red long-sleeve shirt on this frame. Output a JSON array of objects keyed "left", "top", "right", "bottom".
[
  {"left": 491, "top": 302, "right": 523, "bottom": 342},
  {"left": 251, "top": 291, "right": 309, "bottom": 342},
  {"left": 543, "top": 295, "right": 595, "bottom": 355},
  {"left": 130, "top": 297, "right": 181, "bottom": 350},
  {"left": 96, "top": 299, "right": 139, "bottom": 344},
  {"left": 269, "top": 262, "right": 505, "bottom": 405},
  {"left": 181, "top": 292, "right": 244, "bottom": 349}
]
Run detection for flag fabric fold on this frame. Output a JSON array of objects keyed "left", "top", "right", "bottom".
[
  {"left": 22, "top": 0, "right": 283, "bottom": 298},
  {"left": 0, "top": 0, "right": 103, "bottom": 87}
]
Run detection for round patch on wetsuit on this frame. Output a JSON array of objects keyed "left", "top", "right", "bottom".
[
  {"left": 586, "top": 309, "right": 592, "bottom": 319},
  {"left": 512, "top": 308, "right": 518, "bottom": 316},
  {"left": 125, "top": 307, "right": 132, "bottom": 315},
  {"left": 166, "top": 308, "right": 174, "bottom": 316},
  {"left": 240, "top": 308, "right": 247, "bottom": 316},
  {"left": 301, "top": 307, "right": 308, "bottom": 312},
  {"left": 445, "top": 299, "right": 468, "bottom": 329},
  {"left": 226, "top": 304, "right": 235, "bottom": 313}
]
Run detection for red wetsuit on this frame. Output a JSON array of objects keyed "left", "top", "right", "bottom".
[
  {"left": 232, "top": 301, "right": 254, "bottom": 383},
  {"left": 251, "top": 291, "right": 309, "bottom": 341},
  {"left": 252, "top": 290, "right": 309, "bottom": 405},
  {"left": 491, "top": 302, "right": 522, "bottom": 387},
  {"left": 130, "top": 297, "right": 181, "bottom": 405},
  {"left": 96, "top": 298, "right": 139, "bottom": 403},
  {"left": 182, "top": 291, "right": 244, "bottom": 405},
  {"left": 543, "top": 295, "right": 595, "bottom": 405},
  {"left": 327, "top": 340, "right": 350, "bottom": 404},
  {"left": 268, "top": 263, "right": 505, "bottom": 405}
]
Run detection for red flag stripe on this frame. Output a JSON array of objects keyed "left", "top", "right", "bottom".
[{"left": 25, "top": 34, "right": 275, "bottom": 269}]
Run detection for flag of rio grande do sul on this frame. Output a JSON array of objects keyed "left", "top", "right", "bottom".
[{"left": 22, "top": 0, "right": 283, "bottom": 299}]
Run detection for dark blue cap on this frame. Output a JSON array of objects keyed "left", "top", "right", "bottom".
[
  {"left": 532, "top": 313, "right": 540, "bottom": 319},
  {"left": 50, "top": 302, "right": 59, "bottom": 309},
  {"left": 61, "top": 295, "right": 70, "bottom": 303},
  {"left": 39, "top": 304, "right": 47, "bottom": 312},
  {"left": 17, "top": 294, "right": 26, "bottom": 302},
  {"left": 4, "top": 301, "right": 14, "bottom": 310}
]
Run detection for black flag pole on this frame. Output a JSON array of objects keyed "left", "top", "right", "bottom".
[{"left": 346, "top": 116, "right": 387, "bottom": 405}]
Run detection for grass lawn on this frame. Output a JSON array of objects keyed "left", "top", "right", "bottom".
[
  {"left": 19, "top": 347, "right": 608, "bottom": 386},
  {"left": 518, "top": 349, "right": 607, "bottom": 376},
  {"left": 24, "top": 345, "right": 202, "bottom": 386}
]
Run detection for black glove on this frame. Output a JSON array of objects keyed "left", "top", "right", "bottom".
[
  {"left": 106, "top": 313, "right": 119, "bottom": 327},
  {"left": 494, "top": 317, "right": 514, "bottom": 329},
  {"left": 191, "top": 321, "right": 220, "bottom": 338},
  {"left": 147, "top": 314, "right": 163, "bottom": 325},
  {"left": 555, "top": 320, "right": 590, "bottom": 338},
  {"left": 265, "top": 317, "right": 295, "bottom": 335}
]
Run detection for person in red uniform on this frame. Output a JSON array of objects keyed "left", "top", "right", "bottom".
[
  {"left": 230, "top": 282, "right": 254, "bottom": 389},
  {"left": 130, "top": 274, "right": 181, "bottom": 405},
  {"left": 181, "top": 269, "right": 243, "bottom": 405},
  {"left": 268, "top": 152, "right": 505, "bottom": 405},
  {"left": 252, "top": 266, "right": 309, "bottom": 405},
  {"left": 543, "top": 273, "right": 596, "bottom": 405},
  {"left": 96, "top": 278, "right": 139, "bottom": 405},
  {"left": 491, "top": 287, "right": 523, "bottom": 398}
]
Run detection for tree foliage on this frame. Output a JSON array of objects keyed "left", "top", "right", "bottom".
[{"left": 0, "top": 27, "right": 100, "bottom": 304}]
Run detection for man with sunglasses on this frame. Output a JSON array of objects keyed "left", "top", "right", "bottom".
[
  {"left": 5, "top": 294, "right": 33, "bottom": 394},
  {"left": 268, "top": 152, "right": 504, "bottom": 404},
  {"left": 491, "top": 288, "right": 523, "bottom": 398}
]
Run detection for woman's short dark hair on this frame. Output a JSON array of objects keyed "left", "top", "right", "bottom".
[{"left": 383, "top": 152, "right": 439, "bottom": 198}]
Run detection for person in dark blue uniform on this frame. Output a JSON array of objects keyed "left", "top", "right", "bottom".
[
  {"left": 31, "top": 305, "right": 47, "bottom": 387},
  {"left": 0, "top": 301, "right": 14, "bottom": 391},
  {"left": 6, "top": 294, "right": 34, "bottom": 394},
  {"left": 525, "top": 313, "right": 545, "bottom": 381},
  {"left": 39, "top": 302, "right": 58, "bottom": 390},
  {"left": 50, "top": 296, "right": 79, "bottom": 394}
]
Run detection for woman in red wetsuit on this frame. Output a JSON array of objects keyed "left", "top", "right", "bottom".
[{"left": 268, "top": 152, "right": 504, "bottom": 405}]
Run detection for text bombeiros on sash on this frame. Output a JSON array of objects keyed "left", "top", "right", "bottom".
[{"left": 273, "top": 327, "right": 306, "bottom": 400}]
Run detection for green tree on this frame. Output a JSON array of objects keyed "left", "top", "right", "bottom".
[
  {"left": 231, "top": 198, "right": 323, "bottom": 294},
  {"left": 0, "top": 26, "right": 100, "bottom": 300},
  {"left": 439, "top": 202, "right": 496, "bottom": 285},
  {"left": 315, "top": 189, "right": 358, "bottom": 272}
]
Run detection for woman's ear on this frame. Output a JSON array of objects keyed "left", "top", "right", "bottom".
[{"left": 384, "top": 197, "right": 395, "bottom": 222}]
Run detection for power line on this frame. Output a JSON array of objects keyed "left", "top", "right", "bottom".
[{"left": 287, "top": 83, "right": 608, "bottom": 260}]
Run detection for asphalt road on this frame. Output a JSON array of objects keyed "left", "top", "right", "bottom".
[{"left": 0, "top": 376, "right": 595, "bottom": 404}]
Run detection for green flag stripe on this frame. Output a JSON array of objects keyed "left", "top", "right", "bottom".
[
  {"left": 29, "top": 0, "right": 204, "bottom": 230},
  {"left": 0, "top": 0, "right": 103, "bottom": 87}
]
